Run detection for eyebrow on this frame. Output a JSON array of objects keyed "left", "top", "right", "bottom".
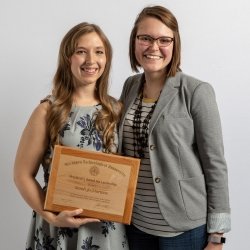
[
  {"left": 76, "top": 46, "right": 105, "bottom": 50},
  {"left": 139, "top": 34, "right": 173, "bottom": 38}
]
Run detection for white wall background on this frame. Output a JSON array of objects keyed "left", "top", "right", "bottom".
[{"left": 1, "top": 0, "right": 249, "bottom": 249}]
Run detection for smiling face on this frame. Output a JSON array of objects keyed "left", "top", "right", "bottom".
[
  {"left": 135, "top": 17, "right": 174, "bottom": 76},
  {"left": 70, "top": 32, "right": 107, "bottom": 87}
]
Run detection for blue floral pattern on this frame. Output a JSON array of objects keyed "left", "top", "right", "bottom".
[
  {"left": 102, "top": 222, "right": 116, "bottom": 237},
  {"left": 59, "top": 106, "right": 102, "bottom": 151},
  {"left": 76, "top": 114, "right": 102, "bottom": 150},
  {"left": 81, "top": 237, "right": 100, "bottom": 250},
  {"left": 31, "top": 227, "right": 55, "bottom": 250}
]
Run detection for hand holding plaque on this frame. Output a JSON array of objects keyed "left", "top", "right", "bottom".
[{"left": 44, "top": 145, "right": 140, "bottom": 224}]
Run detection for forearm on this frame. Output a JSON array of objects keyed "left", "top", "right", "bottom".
[
  {"left": 14, "top": 173, "right": 101, "bottom": 227},
  {"left": 14, "top": 174, "right": 56, "bottom": 223}
]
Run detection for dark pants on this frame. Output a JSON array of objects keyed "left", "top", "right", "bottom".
[{"left": 126, "top": 224, "right": 207, "bottom": 250}]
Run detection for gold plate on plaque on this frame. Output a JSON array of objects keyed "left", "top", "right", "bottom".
[{"left": 44, "top": 145, "right": 140, "bottom": 224}]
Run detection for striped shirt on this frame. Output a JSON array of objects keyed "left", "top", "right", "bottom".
[{"left": 123, "top": 96, "right": 183, "bottom": 237}]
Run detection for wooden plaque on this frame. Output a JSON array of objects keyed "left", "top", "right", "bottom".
[{"left": 44, "top": 145, "right": 140, "bottom": 224}]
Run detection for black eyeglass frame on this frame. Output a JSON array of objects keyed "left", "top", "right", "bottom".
[{"left": 136, "top": 34, "right": 174, "bottom": 47}]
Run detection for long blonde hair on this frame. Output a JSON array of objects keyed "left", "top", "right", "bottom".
[{"left": 47, "top": 22, "right": 121, "bottom": 153}]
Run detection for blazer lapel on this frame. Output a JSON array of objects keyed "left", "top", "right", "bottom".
[
  {"left": 120, "top": 74, "right": 143, "bottom": 121},
  {"left": 149, "top": 73, "right": 180, "bottom": 135},
  {"left": 118, "top": 75, "right": 143, "bottom": 152}
]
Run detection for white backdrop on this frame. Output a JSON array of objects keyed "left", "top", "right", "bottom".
[{"left": 1, "top": 0, "right": 249, "bottom": 249}]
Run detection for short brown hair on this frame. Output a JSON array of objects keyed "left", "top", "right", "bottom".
[{"left": 129, "top": 5, "right": 181, "bottom": 77}]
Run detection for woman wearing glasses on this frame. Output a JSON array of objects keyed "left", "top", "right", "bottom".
[{"left": 119, "top": 5, "right": 230, "bottom": 250}]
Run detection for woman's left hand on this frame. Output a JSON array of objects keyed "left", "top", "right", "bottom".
[{"left": 204, "top": 242, "right": 223, "bottom": 250}]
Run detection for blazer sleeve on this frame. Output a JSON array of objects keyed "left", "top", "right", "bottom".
[{"left": 191, "top": 82, "right": 231, "bottom": 233}]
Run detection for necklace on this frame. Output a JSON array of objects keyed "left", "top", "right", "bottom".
[{"left": 132, "top": 88, "right": 159, "bottom": 158}]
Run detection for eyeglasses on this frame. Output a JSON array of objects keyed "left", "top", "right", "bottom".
[{"left": 136, "top": 35, "right": 174, "bottom": 47}]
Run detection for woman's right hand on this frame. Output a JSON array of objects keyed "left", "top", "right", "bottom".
[{"left": 45, "top": 208, "right": 101, "bottom": 228}]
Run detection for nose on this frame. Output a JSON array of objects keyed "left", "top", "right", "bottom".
[
  {"left": 85, "top": 52, "right": 95, "bottom": 64},
  {"left": 149, "top": 40, "right": 160, "bottom": 50}
]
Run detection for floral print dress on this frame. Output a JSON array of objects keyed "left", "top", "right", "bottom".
[{"left": 25, "top": 104, "right": 129, "bottom": 250}]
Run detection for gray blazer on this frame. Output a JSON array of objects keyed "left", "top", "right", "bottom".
[{"left": 118, "top": 72, "right": 230, "bottom": 232}]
